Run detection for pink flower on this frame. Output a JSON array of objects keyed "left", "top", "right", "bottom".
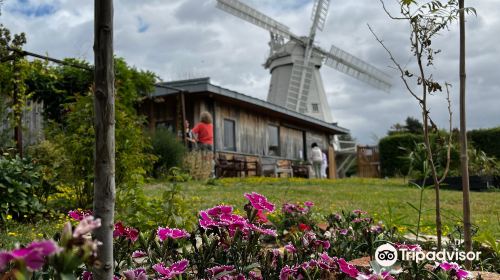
[
  {"left": 304, "top": 201, "right": 314, "bottom": 208},
  {"left": 132, "top": 250, "right": 147, "bottom": 258},
  {"left": 153, "top": 259, "right": 189, "bottom": 279},
  {"left": 68, "top": 209, "right": 93, "bottom": 221},
  {"left": 255, "top": 209, "right": 268, "bottom": 223},
  {"left": 279, "top": 265, "right": 299, "bottom": 280},
  {"left": 337, "top": 258, "right": 359, "bottom": 278},
  {"left": 73, "top": 216, "right": 101, "bottom": 238},
  {"left": 0, "top": 240, "right": 61, "bottom": 271},
  {"left": 353, "top": 209, "right": 367, "bottom": 215},
  {"left": 157, "top": 227, "right": 190, "bottom": 241},
  {"left": 437, "top": 261, "right": 471, "bottom": 280},
  {"left": 207, "top": 205, "right": 233, "bottom": 216},
  {"left": 339, "top": 228, "right": 349, "bottom": 235},
  {"left": 82, "top": 271, "right": 120, "bottom": 280},
  {"left": 394, "top": 242, "right": 422, "bottom": 252},
  {"left": 114, "top": 221, "right": 139, "bottom": 242},
  {"left": 284, "top": 243, "right": 296, "bottom": 254},
  {"left": 123, "top": 268, "right": 148, "bottom": 280},
  {"left": 244, "top": 192, "right": 275, "bottom": 212},
  {"left": 206, "top": 265, "right": 235, "bottom": 277}
]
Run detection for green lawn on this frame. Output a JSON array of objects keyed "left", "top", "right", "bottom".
[
  {"left": 1, "top": 177, "right": 498, "bottom": 249},
  {"left": 147, "top": 177, "right": 500, "bottom": 238}
]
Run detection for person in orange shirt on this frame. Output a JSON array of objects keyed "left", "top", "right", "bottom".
[{"left": 192, "top": 111, "right": 213, "bottom": 151}]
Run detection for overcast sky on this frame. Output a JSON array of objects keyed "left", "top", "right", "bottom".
[{"left": 1, "top": 0, "right": 498, "bottom": 144}]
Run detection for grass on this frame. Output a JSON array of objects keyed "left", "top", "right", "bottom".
[
  {"left": 1, "top": 177, "right": 498, "bottom": 249},
  {"left": 147, "top": 177, "right": 500, "bottom": 238}
]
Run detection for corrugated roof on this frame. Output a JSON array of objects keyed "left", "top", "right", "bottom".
[{"left": 152, "top": 77, "right": 349, "bottom": 135}]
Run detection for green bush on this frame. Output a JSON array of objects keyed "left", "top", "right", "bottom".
[
  {"left": 46, "top": 94, "right": 156, "bottom": 208},
  {"left": 151, "top": 128, "right": 187, "bottom": 177},
  {"left": 469, "top": 127, "right": 500, "bottom": 159},
  {"left": 379, "top": 133, "right": 422, "bottom": 177},
  {"left": 379, "top": 132, "right": 460, "bottom": 178},
  {"left": 0, "top": 155, "right": 46, "bottom": 220}
]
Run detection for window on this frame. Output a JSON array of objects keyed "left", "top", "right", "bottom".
[
  {"left": 223, "top": 119, "right": 236, "bottom": 151},
  {"left": 268, "top": 124, "right": 280, "bottom": 156},
  {"left": 311, "top": 103, "right": 319, "bottom": 113}
]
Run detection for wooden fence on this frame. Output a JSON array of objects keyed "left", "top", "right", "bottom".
[{"left": 357, "top": 145, "right": 380, "bottom": 178}]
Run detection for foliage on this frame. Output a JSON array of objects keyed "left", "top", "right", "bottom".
[
  {"left": 379, "top": 133, "right": 460, "bottom": 178},
  {"left": 467, "top": 146, "right": 500, "bottom": 177},
  {"left": 379, "top": 133, "right": 422, "bottom": 177},
  {"left": 0, "top": 155, "right": 46, "bottom": 220},
  {"left": 388, "top": 116, "right": 423, "bottom": 136},
  {"left": 151, "top": 128, "right": 186, "bottom": 178},
  {"left": 116, "top": 182, "right": 196, "bottom": 232},
  {"left": 468, "top": 127, "right": 500, "bottom": 160}
]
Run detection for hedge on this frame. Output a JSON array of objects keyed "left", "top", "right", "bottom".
[
  {"left": 379, "top": 133, "right": 423, "bottom": 177},
  {"left": 468, "top": 127, "right": 500, "bottom": 159}
]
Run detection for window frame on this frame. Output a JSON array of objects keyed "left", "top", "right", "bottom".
[
  {"left": 267, "top": 124, "right": 280, "bottom": 156},
  {"left": 223, "top": 118, "right": 236, "bottom": 151}
]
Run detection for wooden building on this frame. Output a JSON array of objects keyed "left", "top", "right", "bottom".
[{"left": 139, "top": 78, "right": 348, "bottom": 178}]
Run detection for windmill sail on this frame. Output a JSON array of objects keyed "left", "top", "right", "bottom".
[
  {"left": 323, "top": 45, "right": 392, "bottom": 91},
  {"left": 216, "top": 0, "right": 295, "bottom": 39}
]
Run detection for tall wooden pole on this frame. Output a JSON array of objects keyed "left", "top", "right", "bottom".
[
  {"left": 93, "top": 0, "right": 115, "bottom": 279},
  {"left": 459, "top": 0, "right": 472, "bottom": 269}
]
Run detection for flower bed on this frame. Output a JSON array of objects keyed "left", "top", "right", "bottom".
[{"left": 1, "top": 193, "right": 497, "bottom": 279}]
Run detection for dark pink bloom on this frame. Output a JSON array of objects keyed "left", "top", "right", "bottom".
[
  {"left": 339, "top": 228, "right": 349, "bottom": 235},
  {"left": 314, "top": 240, "right": 331, "bottom": 250},
  {"left": 207, "top": 205, "right": 233, "bottom": 216},
  {"left": 0, "top": 240, "right": 60, "bottom": 271},
  {"left": 206, "top": 265, "right": 235, "bottom": 277},
  {"left": 249, "top": 224, "right": 277, "bottom": 237},
  {"left": 279, "top": 265, "right": 299, "bottom": 280},
  {"left": 244, "top": 192, "right": 275, "bottom": 212},
  {"left": 255, "top": 209, "right": 268, "bottom": 223},
  {"left": 284, "top": 243, "right": 296, "bottom": 254},
  {"left": 132, "top": 250, "right": 147, "bottom": 258},
  {"left": 114, "top": 221, "right": 139, "bottom": 242},
  {"left": 68, "top": 209, "right": 93, "bottom": 221},
  {"left": 82, "top": 271, "right": 93, "bottom": 280},
  {"left": 337, "top": 258, "right": 359, "bottom": 278},
  {"left": 153, "top": 259, "right": 189, "bottom": 279},
  {"left": 248, "top": 271, "right": 262, "bottom": 280},
  {"left": 123, "top": 268, "right": 148, "bottom": 280},
  {"left": 437, "top": 262, "right": 470, "bottom": 280},
  {"left": 304, "top": 201, "right": 314, "bottom": 208},
  {"left": 157, "top": 227, "right": 190, "bottom": 241}
]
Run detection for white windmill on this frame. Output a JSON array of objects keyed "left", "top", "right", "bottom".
[{"left": 216, "top": 0, "right": 392, "bottom": 123}]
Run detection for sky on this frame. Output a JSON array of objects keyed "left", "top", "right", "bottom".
[{"left": 1, "top": 0, "right": 498, "bottom": 144}]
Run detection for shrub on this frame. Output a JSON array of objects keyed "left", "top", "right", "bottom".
[
  {"left": 379, "top": 133, "right": 422, "bottom": 177},
  {"left": 151, "top": 128, "right": 186, "bottom": 177},
  {"left": 46, "top": 94, "right": 156, "bottom": 208},
  {"left": 0, "top": 155, "right": 45, "bottom": 220},
  {"left": 468, "top": 127, "right": 500, "bottom": 159}
]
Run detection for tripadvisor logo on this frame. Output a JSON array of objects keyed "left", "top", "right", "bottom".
[{"left": 375, "top": 243, "right": 481, "bottom": 266}]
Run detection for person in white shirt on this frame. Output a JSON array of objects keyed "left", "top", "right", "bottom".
[
  {"left": 310, "top": 143, "right": 323, "bottom": 179},
  {"left": 321, "top": 152, "right": 328, "bottom": 178}
]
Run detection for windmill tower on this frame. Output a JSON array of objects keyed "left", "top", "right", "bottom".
[{"left": 216, "top": 0, "right": 392, "bottom": 123}]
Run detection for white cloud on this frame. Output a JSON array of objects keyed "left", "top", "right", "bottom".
[{"left": 1, "top": 0, "right": 498, "bottom": 144}]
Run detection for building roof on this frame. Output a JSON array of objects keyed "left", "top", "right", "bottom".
[{"left": 151, "top": 77, "right": 349, "bottom": 135}]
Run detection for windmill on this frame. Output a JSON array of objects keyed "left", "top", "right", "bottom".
[{"left": 216, "top": 0, "right": 392, "bottom": 123}]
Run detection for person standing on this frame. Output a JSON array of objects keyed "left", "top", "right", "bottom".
[
  {"left": 184, "top": 120, "right": 197, "bottom": 151},
  {"left": 192, "top": 111, "right": 214, "bottom": 151},
  {"left": 310, "top": 143, "right": 323, "bottom": 179},
  {"left": 321, "top": 151, "right": 328, "bottom": 178}
]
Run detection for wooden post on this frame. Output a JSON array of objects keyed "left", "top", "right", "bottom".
[
  {"left": 328, "top": 144, "right": 336, "bottom": 179},
  {"left": 93, "top": 0, "right": 115, "bottom": 279},
  {"left": 180, "top": 92, "right": 187, "bottom": 146},
  {"left": 459, "top": 0, "right": 472, "bottom": 269}
]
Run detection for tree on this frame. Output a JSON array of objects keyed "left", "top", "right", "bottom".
[
  {"left": 0, "top": 24, "right": 29, "bottom": 156},
  {"left": 405, "top": 116, "right": 423, "bottom": 134},
  {"left": 458, "top": 0, "right": 472, "bottom": 269},
  {"left": 93, "top": 0, "right": 115, "bottom": 278},
  {"left": 370, "top": 0, "right": 466, "bottom": 250}
]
